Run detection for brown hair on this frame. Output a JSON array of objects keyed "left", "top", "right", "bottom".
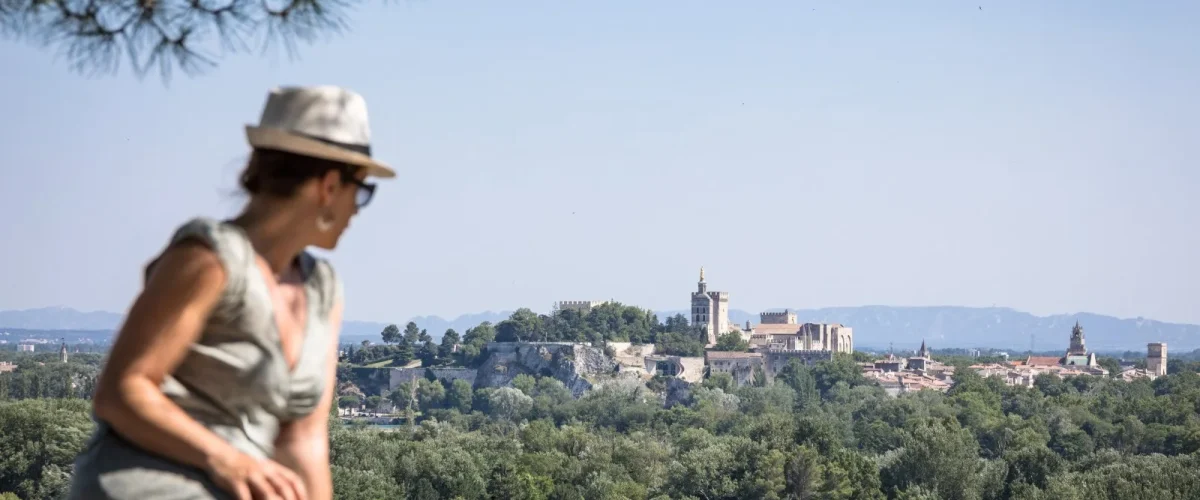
[{"left": 239, "top": 149, "right": 361, "bottom": 197}]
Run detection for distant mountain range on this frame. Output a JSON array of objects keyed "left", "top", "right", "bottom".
[
  {"left": 0, "top": 307, "right": 126, "bottom": 331},
  {"left": 2, "top": 305, "right": 1197, "bottom": 352},
  {"left": 0, "top": 307, "right": 506, "bottom": 342},
  {"left": 708, "top": 307, "right": 1200, "bottom": 353}
]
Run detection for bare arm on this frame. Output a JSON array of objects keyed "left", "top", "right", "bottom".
[
  {"left": 94, "top": 242, "right": 308, "bottom": 500},
  {"left": 92, "top": 242, "right": 243, "bottom": 472},
  {"left": 273, "top": 298, "right": 342, "bottom": 500}
]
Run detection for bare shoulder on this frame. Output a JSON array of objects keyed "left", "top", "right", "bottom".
[
  {"left": 100, "top": 236, "right": 232, "bottom": 388},
  {"left": 148, "top": 241, "right": 227, "bottom": 292},
  {"left": 144, "top": 241, "right": 228, "bottom": 305}
]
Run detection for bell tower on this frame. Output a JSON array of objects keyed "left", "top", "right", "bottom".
[
  {"left": 1147, "top": 343, "right": 1167, "bottom": 378},
  {"left": 1067, "top": 321, "right": 1087, "bottom": 356},
  {"left": 690, "top": 267, "right": 728, "bottom": 347},
  {"left": 691, "top": 267, "right": 711, "bottom": 338}
]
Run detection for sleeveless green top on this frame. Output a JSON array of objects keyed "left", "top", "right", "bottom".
[{"left": 69, "top": 218, "right": 342, "bottom": 499}]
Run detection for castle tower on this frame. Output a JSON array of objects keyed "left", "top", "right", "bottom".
[
  {"left": 759, "top": 309, "right": 798, "bottom": 325},
  {"left": 1147, "top": 342, "right": 1167, "bottom": 378},
  {"left": 690, "top": 267, "right": 729, "bottom": 347},
  {"left": 1067, "top": 321, "right": 1087, "bottom": 356}
]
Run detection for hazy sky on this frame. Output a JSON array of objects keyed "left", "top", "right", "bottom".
[{"left": 1, "top": 1, "right": 1197, "bottom": 325}]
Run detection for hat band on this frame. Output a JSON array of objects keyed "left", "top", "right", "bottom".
[{"left": 292, "top": 130, "right": 372, "bottom": 157}]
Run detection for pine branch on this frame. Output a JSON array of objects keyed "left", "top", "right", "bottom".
[{"left": 0, "top": 0, "right": 358, "bottom": 82}]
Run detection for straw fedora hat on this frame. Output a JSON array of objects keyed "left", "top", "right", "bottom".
[{"left": 245, "top": 86, "right": 396, "bottom": 179}]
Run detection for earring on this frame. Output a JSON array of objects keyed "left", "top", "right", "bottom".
[{"left": 316, "top": 208, "right": 335, "bottom": 233}]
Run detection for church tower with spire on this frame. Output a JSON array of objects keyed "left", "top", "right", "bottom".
[
  {"left": 906, "top": 339, "right": 934, "bottom": 371},
  {"left": 1063, "top": 321, "right": 1099, "bottom": 367},
  {"left": 1067, "top": 321, "right": 1087, "bottom": 356},
  {"left": 59, "top": 339, "right": 69, "bottom": 364},
  {"left": 690, "top": 267, "right": 729, "bottom": 347}
]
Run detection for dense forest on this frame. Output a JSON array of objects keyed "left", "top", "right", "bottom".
[
  {"left": 3, "top": 355, "right": 1200, "bottom": 498},
  {"left": 2, "top": 304, "right": 1200, "bottom": 499},
  {"left": 0, "top": 352, "right": 102, "bottom": 401},
  {"left": 327, "top": 357, "right": 1200, "bottom": 499}
]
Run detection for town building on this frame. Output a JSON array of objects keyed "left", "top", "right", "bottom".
[
  {"left": 906, "top": 340, "right": 933, "bottom": 371},
  {"left": 607, "top": 342, "right": 705, "bottom": 384},
  {"left": 707, "top": 349, "right": 836, "bottom": 388},
  {"left": 746, "top": 310, "right": 853, "bottom": 354},
  {"left": 643, "top": 355, "right": 706, "bottom": 383},
  {"left": 1021, "top": 322, "right": 1100, "bottom": 371},
  {"left": 1147, "top": 342, "right": 1167, "bottom": 377},
  {"left": 974, "top": 325, "right": 1171, "bottom": 385},
  {"left": 705, "top": 351, "right": 763, "bottom": 386},
  {"left": 759, "top": 310, "right": 797, "bottom": 325},
  {"left": 870, "top": 354, "right": 903, "bottom": 374},
  {"left": 690, "top": 267, "right": 729, "bottom": 346},
  {"left": 1120, "top": 343, "right": 1169, "bottom": 381},
  {"left": 963, "top": 323, "right": 1147, "bottom": 386},
  {"left": 1063, "top": 322, "right": 1099, "bottom": 367},
  {"left": 974, "top": 361, "right": 1106, "bottom": 387},
  {"left": 860, "top": 341, "right": 954, "bottom": 396}
]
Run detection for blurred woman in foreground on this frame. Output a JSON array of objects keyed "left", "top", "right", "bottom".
[{"left": 68, "top": 86, "right": 394, "bottom": 500}]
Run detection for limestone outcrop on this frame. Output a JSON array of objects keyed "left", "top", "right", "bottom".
[{"left": 474, "top": 342, "right": 617, "bottom": 396}]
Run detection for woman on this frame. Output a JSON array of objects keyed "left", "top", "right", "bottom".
[{"left": 69, "top": 86, "right": 394, "bottom": 500}]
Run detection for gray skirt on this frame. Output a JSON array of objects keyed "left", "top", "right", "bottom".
[{"left": 68, "top": 424, "right": 232, "bottom": 500}]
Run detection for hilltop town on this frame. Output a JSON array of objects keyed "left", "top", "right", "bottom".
[
  {"left": 3, "top": 267, "right": 1171, "bottom": 414},
  {"left": 334, "top": 268, "right": 1172, "bottom": 420}
]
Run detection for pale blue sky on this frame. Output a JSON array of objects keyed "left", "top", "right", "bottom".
[{"left": 1, "top": 0, "right": 1197, "bottom": 325}]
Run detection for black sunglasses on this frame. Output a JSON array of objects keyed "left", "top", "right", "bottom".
[{"left": 344, "top": 175, "right": 376, "bottom": 208}]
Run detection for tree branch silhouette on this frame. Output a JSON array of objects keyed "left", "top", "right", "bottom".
[{"left": 0, "top": 0, "right": 358, "bottom": 82}]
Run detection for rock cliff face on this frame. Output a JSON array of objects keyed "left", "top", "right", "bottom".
[
  {"left": 476, "top": 342, "right": 617, "bottom": 396},
  {"left": 664, "top": 378, "right": 693, "bottom": 408}
]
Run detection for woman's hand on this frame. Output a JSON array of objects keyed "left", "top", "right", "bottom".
[{"left": 206, "top": 447, "right": 308, "bottom": 500}]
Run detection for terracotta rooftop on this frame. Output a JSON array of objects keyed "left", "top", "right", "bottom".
[{"left": 1026, "top": 356, "right": 1063, "bottom": 367}]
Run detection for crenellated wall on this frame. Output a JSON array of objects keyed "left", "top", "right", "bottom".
[
  {"left": 555, "top": 300, "right": 610, "bottom": 312},
  {"left": 759, "top": 310, "right": 798, "bottom": 325}
]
